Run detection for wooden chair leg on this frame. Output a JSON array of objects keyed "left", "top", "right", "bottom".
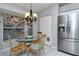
[
  {"left": 10, "top": 52, "right": 12, "bottom": 56},
  {"left": 43, "top": 48, "right": 46, "bottom": 56},
  {"left": 26, "top": 50, "right": 29, "bottom": 56},
  {"left": 37, "top": 50, "right": 41, "bottom": 56}
]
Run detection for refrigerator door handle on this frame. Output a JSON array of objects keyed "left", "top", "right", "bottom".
[
  {"left": 67, "top": 19, "right": 68, "bottom": 32},
  {"left": 69, "top": 16, "right": 71, "bottom": 35},
  {"left": 67, "top": 15, "right": 69, "bottom": 33}
]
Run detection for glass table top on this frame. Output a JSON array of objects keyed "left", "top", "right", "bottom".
[{"left": 16, "top": 37, "right": 38, "bottom": 42}]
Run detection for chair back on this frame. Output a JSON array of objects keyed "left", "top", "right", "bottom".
[
  {"left": 37, "top": 32, "right": 42, "bottom": 39},
  {"left": 31, "top": 34, "right": 46, "bottom": 50},
  {"left": 8, "top": 35, "right": 19, "bottom": 48},
  {"left": 17, "top": 32, "right": 24, "bottom": 38},
  {"left": 7, "top": 35, "right": 13, "bottom": 48},
  {"left": 40, "top": 34, "right": 46, "bottom": 44}
]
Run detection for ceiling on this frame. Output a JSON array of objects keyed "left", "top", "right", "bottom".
[
  {"left": 13, "top": 3, "right": 70, "bottom": 13},
  {"left": 14, "top": 3, "right": 54, "bottom": 13},
  {"left": 0, "top": 8, "right": 24, "bottom": 17},
  {"left": 0, "top": 3, "right": 70, "bottom": 16}
]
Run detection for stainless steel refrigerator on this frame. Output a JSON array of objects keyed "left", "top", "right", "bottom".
[{"left": 58, "top": 13, "right": 79, "bottom": 55}]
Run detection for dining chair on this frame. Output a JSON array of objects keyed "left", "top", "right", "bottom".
[
  {"left": 29, "top": 34, "right": 46, "bottom": 56},
  {"left": 8, "top": 35, "right": 26, "bottom": 56},
  {"left": 37, "top": 32, "right": 42, "bottom": 39},
  {"left": 16, "top": 32, "right": 24, "bottom": 38}
]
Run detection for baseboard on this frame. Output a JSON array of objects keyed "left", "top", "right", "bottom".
[{"left": 58, "top": 49, "right": 78, "bottom": 56}]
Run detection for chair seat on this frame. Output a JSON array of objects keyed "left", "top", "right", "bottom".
[
  {"left": 11, "top": 44, "right": 25, "bottom": 52},
  {"left": 31, "top": 44, "right": 42, "bottom": 50},
  {"left": 11, "top": 47, "right": 19, "bottom": 52}
]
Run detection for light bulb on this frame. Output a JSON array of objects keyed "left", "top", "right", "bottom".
[
  {"left": 25, "top": 12, "right": 30, "bottom": 18},
  {"left": 33, "top": 13, "right": 37, "bottom": 18}
]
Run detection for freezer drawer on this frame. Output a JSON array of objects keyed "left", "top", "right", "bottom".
[{"left": 58, "top": 38, "right": 79, "bottom": 55}]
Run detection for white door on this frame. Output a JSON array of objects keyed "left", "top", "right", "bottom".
[{"left": 40, "top": 15, "right": 52, "bottom": 46}]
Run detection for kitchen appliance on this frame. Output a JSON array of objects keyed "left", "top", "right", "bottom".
[{"left": 58, "top": 13, "right": 79, "bottom": 55}]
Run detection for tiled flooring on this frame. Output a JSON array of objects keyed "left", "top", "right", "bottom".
[
  {"left": 0, "top": 39, "right": 71, "bottom": 56},
  {"left": 45, "top": 47, "right": 71, "bottom": 56},
  {"left": 21, "top": 46, "right": 71, "bottom": 56},
  {"left": 0, "top": 46, "right": 71, "bottom": 56}
]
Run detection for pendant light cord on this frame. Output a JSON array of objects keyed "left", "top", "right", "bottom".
[
  {"left": 30, "top": 3, "right": 32, "bottom": 10},
  {"left": 30, "top": 3, "right": 32, "bottom": 19}
]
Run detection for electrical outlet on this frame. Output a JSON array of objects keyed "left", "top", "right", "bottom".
[{"left": 47, "top": 37, "right": 50, "bottom": 41}]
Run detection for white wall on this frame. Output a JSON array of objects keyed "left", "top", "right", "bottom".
[
  {"left": 38, "top": 4, "right": 58, "bottom": 49},
  {"left": 40, "top": 15, "right": 52, "bottom": 46},
  {"left": 0, "top": 15, "right": 3, "bottom": 50}
]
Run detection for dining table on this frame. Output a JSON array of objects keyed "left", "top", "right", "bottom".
[
  {"left": 16, "top": 37, "right": 38, "bottom": 46},
  {"left": 16, "top": 35, "right": 46, "bottom": 56}
]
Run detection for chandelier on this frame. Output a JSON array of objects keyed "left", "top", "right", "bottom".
[{"left": 25, "top": 3, "right": 37, "bottom": 22}]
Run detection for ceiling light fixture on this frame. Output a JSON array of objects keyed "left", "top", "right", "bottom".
[{"left": 25, "top": 3, "right": 37, "bottom": 22}]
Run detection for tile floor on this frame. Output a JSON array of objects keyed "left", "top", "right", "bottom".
[
  {"left": 0, "top": 39, "right": 71, "bottom": 56},
  {"left": 21, "top": 46, "right": 71, "bottom": 56},
  {"left": 0, "top": 45, "right": 71, "bottom": 56}
]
